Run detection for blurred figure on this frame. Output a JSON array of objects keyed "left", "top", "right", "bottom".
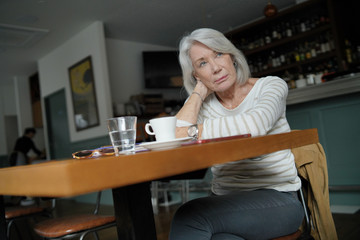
[
  {"left": 9, "top": 127, "right": 44, "bottom": 166},
  {"left": 8, "top": 127, "right": 45, "bottom": 206}
]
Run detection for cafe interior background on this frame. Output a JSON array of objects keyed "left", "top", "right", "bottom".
[{"left": 0, "top": 0, "right": 359, "bottom": 212}]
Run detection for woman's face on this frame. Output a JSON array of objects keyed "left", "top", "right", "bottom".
[{"left": 189, "top": 42, "right": 237, "bottom": 93}]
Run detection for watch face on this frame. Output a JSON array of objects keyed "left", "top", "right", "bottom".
[{"left": 188, "top": 125, "right": 198, "bottom": 138}]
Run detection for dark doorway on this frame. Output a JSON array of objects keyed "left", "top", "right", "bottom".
[{"left": 45, "top": 89, "right": 71, "bottom": 159}]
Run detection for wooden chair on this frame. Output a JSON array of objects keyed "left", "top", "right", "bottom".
[
  {"left": 33, "top": 191, "right": 115, "bottom": 240},
  {"left": 271, "top": 230, "right": 302, "bottom": 240},
  {"left": 5, "top": 198, "right": 54, "bottom": 240},
  {"left": 270, "top": 187, "right": 312, "bottom": 240},
  {"left": 151, "top": 180, "right": 187, "bottom": 209}
]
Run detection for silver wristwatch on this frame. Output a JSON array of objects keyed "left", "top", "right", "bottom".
[{"left": 187, "top": 124, "right": 198, "bottom": 140}]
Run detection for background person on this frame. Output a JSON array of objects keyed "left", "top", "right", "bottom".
[
  {"left": 8, "top": 127, "right": 45, "bottom": 206},
  {"left": 170, "top": 28, "right": 304, "bottom": 239},
  {"left": 9, "top": 127, "right": 44, "bottom": 166}
]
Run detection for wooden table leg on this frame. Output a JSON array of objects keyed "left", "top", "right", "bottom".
[
  {"left": 112, "top": 182, "right": 157, "bottom": 240},
  {"left": 0, "top": 195, "right": 6, "bottom": 240}
]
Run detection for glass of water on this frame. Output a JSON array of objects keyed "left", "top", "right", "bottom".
[{"left": 107, "top": 116, "right": 137, "bottom": 155}]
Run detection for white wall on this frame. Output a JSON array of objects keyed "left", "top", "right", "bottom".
[
  {"left": 0, "top": 84, "right": 16, "bottom": 116},
  {"left": 1, "top": 21, "right": 181, "bottom": 156},
  {"left": 0, "top": 90, "right": 7, "bottom": 155},
  {"left": 0, "top": 83, "right": 16, "bottom": 155},
  {"left": 14, "top": 76, "right": 33, "bottom": 135},
  {"left": 106, "top": 38, "right": 176, "bottom": 104},
  {"left": 4, "top": 116, "right": 18, "bottom": 154},
  {"left": 0, "top": 76, "right": 38, "bottom": 155},
  {"left": 38, "top": 21, "right": 112, "bottom": 143}
]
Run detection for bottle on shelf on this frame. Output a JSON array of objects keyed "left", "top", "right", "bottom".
[
  {"left": 356, "top": 46, "right": 360, "bottom": 62},
  {"left": 286, "top": 22, "right": 293, "bottom": 37},
  {"left": 299, "top": 44, "right": 306, "bottom": 61},
  {"left": 300, "top": 18, "right": 307, "bottom": 32},
  {"left": 272, "top": 27, "right": 278, "bottom": 40},
  {"left": 344, "top": 39, "right": 353, "bottom": 64},
  {"left": 294, "top": 47, "right": 300, "bottom": 62},
  {"left": 315, "top": 41, "right": 321, "bottom": 55},
  {"left": 311, "top": 42, "right": 317, "bottom": 58},
  {"left": 264, "top": 30, "right": 271, "bottom": 44},
  {"left": 305, "top": 42, "right": 312, "bottom": 60}
]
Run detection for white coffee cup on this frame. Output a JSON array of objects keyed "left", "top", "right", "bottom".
[{"left": 145, "top": 116, "right": 177, "bottom": 142}]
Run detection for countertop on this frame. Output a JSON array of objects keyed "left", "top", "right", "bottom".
[{"left": 287, "top": 74, "right": 360, "bottom": 105}]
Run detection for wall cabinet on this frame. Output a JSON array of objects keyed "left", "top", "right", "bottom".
[{"left": 225, "top": 0, "right": 358, "bottom": 84}]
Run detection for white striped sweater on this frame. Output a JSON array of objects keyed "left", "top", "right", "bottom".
[{"left": 199, "top": 76, "right": 301, "bottom": 195}]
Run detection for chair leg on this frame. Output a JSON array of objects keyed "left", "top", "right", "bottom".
[
  {"left": 151, "top": 181, "right": 159, "bottom": 214},
  {"left": 93, "top": 231, "right": 100, "bottom": 240},
  {"left": 299, "top": 187, "right": 311, "bottom": 232},
  {"left": 183, "top": 180, "right": 189, "bottom": 203},
  {"left": 6, "top": 219, "right": 12, "bottom": 239},
  {"left": 13, "top": 222, "right": 23, "bottom": 240},
  {"left": 7, "top": 220, "right": 23, "bottom": 240},
  {"left": 78, "top": 230, "right": 99, "bottom": 240},
  {"left": 163, "top": 189, "right": 169, "bottom": 206}
]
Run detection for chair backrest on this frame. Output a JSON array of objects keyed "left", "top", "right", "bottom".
[
  {"left": 270, "top": 179, "right": 314, "bottom": 240},
  {"left": 292, "top": 143, "right": 337, "bottom": 239}
]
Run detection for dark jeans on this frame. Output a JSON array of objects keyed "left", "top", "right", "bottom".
[{"left": 169, "top": 189, "right": 304, "bottom": 240}]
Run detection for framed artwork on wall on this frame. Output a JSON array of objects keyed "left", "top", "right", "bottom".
[{"left": 68, "top": 56, "right": 100, "bottom": 131}]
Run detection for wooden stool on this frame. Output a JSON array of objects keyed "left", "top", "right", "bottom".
[
  {"left": 6, "top": 204, "right": 53, "bottom": 239},
  {"left": 6, "top": 205, "right": 46, "bottom": 219},
  {"left": 33, "top": 191, "right": 115, "bottom": 239},
  {"left": 33, "top": 214, "right": 115, "bottom": 239}
]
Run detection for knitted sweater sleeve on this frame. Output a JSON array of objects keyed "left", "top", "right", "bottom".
[{"left": 201, "top": 77, "right": 289, "bottom": 139}]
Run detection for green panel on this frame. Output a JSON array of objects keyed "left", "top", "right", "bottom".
[
  {"left": 69, "top": 135, "right": 110, "bottom": 154},
  {"left": 44, "top": 90, "right": 113, "bottom": 204},
  {"left": 330, "top": 192, "right": 360, "bottom": 206},
  {"left": 45, "top": 90, "right": 72, "bottom": 159},
  {"left": 73, "top": 189, "right": 114, "bottom": 206},
  {"left": 287, "top": 92, "right": 360, "bottom": 206},
  {"left": 319, "top": 103, "right": 360, "bottom": 186},
  {"left": 45, "top": 89, "right": 111, "bottom": 159},
  {"left": 286, "top": 109, "right": 312, "bottom": 130},
  {"left": 0, "top": 155, "right": 9, "bottom": 168}
]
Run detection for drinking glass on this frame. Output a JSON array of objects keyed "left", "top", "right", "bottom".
[{"left": 107, "top": 116, "right": 137, "bottom": 155}]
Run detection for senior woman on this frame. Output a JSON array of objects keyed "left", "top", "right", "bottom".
[{"left": 170, "top": 28, "right": 304, "bottom": 240}]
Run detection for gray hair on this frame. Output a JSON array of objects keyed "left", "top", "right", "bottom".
[{"left": 179, "top": 28, "right": 250, "bottom": 94}]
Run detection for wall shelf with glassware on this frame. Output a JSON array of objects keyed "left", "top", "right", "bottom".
[
  {"left": 253, "top": 51, "right": 337, "bottom": 77},
  {"left": 225, "top": 0, "right": 357, "bottom": 88},
  {"left": 242, "top": 24, "right": 332, "bottom": 56}
]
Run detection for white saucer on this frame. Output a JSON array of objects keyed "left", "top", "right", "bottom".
[{"left": 139, "top": 137, "right": 192, "bottom": 151}]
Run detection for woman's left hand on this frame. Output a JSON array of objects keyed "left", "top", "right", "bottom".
[{"left": 194, "top": 80, "right": 213, "bottom": 101}]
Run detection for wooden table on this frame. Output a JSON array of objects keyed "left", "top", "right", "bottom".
[{"left": 0, "top": 129, "right": 319, "bottom": 239}]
